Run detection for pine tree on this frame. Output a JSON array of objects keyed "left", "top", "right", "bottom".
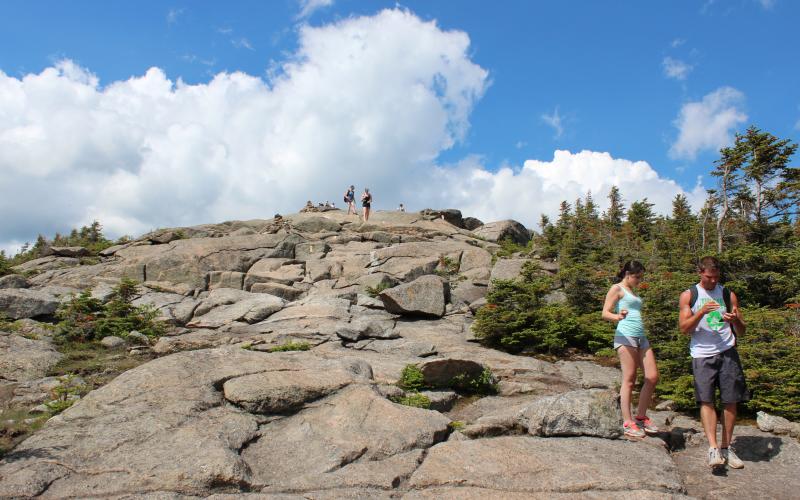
[
  {"left": 604, "top": 186, "right": 625, "bottom": 229},
  {"left": 627, "top": 198, "right": 656, "bottom": 241}
]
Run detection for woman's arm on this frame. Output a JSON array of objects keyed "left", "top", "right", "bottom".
[{"left": 601, "top": 285, "right": 625, "bottom": 322}]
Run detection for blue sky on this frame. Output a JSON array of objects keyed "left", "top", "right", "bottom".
[{"left": 1, "top": 0, "right": 798, "bottom": 251}]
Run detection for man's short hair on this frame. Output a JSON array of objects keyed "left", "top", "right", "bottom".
[{"left": 697, "top": 256, "right": 721, "bottom": 271}]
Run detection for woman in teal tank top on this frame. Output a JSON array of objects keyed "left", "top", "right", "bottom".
[{"left": 602, "top": 260, "right": 659, "bottom": 438}]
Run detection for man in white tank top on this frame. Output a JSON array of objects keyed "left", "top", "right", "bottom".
[{"left": 679, "top": 256, "right": 748, "bottom": 469}]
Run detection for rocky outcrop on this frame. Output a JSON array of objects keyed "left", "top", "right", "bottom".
[
  {"left": 0, "top": 288, "right": 61, "bottom": 319},
  {"left": 2, "top": 210, "right": 799, "bottom": 499},
  {"left": 0, "top": 274, "right": 30, "bottom": 289},
  {"left": 379, "top": 275, "right": 449, "bottom": 318},
  {"left": 472, "top": 219, "right": 530, "bottom": 246},
  {"left": 0, "top": 332, "right": 62, "bottom": 382}
]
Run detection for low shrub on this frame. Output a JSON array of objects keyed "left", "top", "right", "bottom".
[
  {"left": 365, "top": 282, "right": 392, "bottom": 298},
  {"left": 450, "top": 367, "right": 497, "bottom": 395},
  {"left": 398, "top": 364, "right": 426, "bottom": 391},
  {"left": 55, "top": 278, "right": 166, "bottom": 343},
  {"left": 267, "top": 341, "right": 311, "bottom": 352},
  {"left": 392, "top": 393, "right": 431, "bottom": 409}
]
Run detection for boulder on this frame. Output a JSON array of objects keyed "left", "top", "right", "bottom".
[
  {"left": 472, "top": 220, "right": 530, "bottom": 246},
  {"left": 0, "top": 274, "right": 30, "bottom": 289},
  {"left": 757, "top": 411, "right": 800, "bottom": 437},
  {"left": 241, "top": 385, "right": 451, "bottom": 489},
  {"left": 420, "top": 208, "right": 463, "bottom": 227},
  {"left": 152, "top": 329, "right": 229, "bottom": 355},
  {"left": 489, "top": 258, "right": 528, "bottom": 282},
  {"left": 408, "top": 436, "right": 685, "bottom": 496},
  {"left": 420, "top": 390, "right": 458, "bottom": 412},
  {"left": 188, "top": 289, "right": 285, "bottom": 328},
  {"left": 12, "top": 256, "right": 80, "bottom": 273},
  {"left": 519, "top": 389, "right": 622, "bottom": 438},
  {"left": 0, "top": 289, "right": 60, "bottom": 319},
  {"left": 223, "top": 368, "right": 355, "bottom": 413},
  {"left": 462, "top": 217, "right": 484, "bottom": 231},
  {"left": 100, "top": 336, "right": 126, "bottom": 349},
  {"left": 131, "top": 292, "right": 200, "bottom": 326},
  {"left": 450, "top": 282, "right": 487, "bottom": 306},
  {"left": 293, "top": 216, "right": 342, "bottom": 233},
  {"left": 0, "top": 332, "right": 63, "bottom": 382},
  {"left": 379, "top": 275, "right": 449, "bottom": 318},
  {"left": 40, "top": 246, "right": 91, "bottom": 258},
  {"left": 418, "top": 358, "right": 486, "bottom": 388}
]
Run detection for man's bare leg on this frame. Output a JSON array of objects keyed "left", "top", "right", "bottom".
[
  {"left": 700, "top": 403, "right": 719, "bottom": 448},
  {"left": 720, "top": 402, "right": 737, "bottom": 448}
]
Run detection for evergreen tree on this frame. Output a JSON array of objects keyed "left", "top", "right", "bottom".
[
  {"left": 604, "top": 186, "right": 625, "bottom": 229},
  {"left": 627, "top": 198, "right": 656, "bottom": 240},
  {"left": 711, "top": 144, "right": 745, "bottom": 252}
]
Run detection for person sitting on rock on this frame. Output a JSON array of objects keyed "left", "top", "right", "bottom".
[
  {"left": 361, "top": 188, "right": 372, "bottom": 222},
  {"left": 602, "top": 260, "right": 659, "bottom": 439}
]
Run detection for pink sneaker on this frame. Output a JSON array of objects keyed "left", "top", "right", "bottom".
[
  {"left": 623, "top": 420, "right": 645, "bottom": 438},
  {"left": 635, "top": 415, "right": 659, "bottom": 434}
]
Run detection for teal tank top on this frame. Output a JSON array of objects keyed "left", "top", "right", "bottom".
[{"left": 615, "top": 285, "right": 645, "bottom": 337}]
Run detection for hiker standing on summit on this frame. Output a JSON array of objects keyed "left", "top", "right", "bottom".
[
  {"left": 361, "top": 188, "right": 372, "bottom": 222},
  {"left": 344, "top": 185, "right": 357, "bottom": 215},
  {"left": 679, "top": 256, "right": 748, "bottom": 469},
  {"left": 602, "top": 260, "right": 660, "bottom": 439}
]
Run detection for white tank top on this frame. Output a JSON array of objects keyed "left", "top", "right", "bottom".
[{"left": 689, "top": 284, "right": 736, "bottom": 358}]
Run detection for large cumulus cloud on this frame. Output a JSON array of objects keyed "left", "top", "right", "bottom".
[{"left": 1, "top": 9, "right": 700, "bottom": 253}]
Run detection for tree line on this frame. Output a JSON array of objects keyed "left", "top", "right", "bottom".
[{"left": 475, "top": 126, "right": 799, "bottom": 418}]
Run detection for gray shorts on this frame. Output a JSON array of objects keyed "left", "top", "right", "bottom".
[
  {"left": 692, "top": 347, "right": 750, "bottom": 404},
  {"left": 613, "top": 335, "right": 651, "bottom": 350}
]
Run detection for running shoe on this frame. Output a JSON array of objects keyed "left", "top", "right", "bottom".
[
  {"left": 722, "top": 447, "right": 744, "bottom": 469},
  {"left": 707, "top": 447, "right": 725, "bottom": 467},
  {"left": 635, "top": 415, "right": 660, "bottom": 434},
  {"left": 623, "top": 421, "right": 645, "bottom": 438}
]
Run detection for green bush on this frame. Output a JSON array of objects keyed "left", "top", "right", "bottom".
[
  {"left": 398, "top": 364, "right": 426, "bottom": 391},
  {"left": 450, "top": 367, "right": 497, "bottom": 395},
  {"left": 266, "top": 341, "right": 311, "bottom": 352},
  {"left": 495, "top": 237, "right": 529, "bottom": 259},
  {"left": 55, "top": 279, "right": 166, "bottom": 342},
  {"left": 365, "top": 282, "right": 392, "bottom": 297},
  {"left": 0, "top": 251, "right": 11, "bottom": 277},
  {"left": 392, "top": 393, "right": 431, "bottom": 409}
]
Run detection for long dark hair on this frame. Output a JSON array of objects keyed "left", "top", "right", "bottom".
[{"left": 617, "top": 260, "right": 645, "bottom": 281}]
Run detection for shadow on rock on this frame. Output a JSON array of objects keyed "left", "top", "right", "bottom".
[
  {"left": 3, "top": 446, "right": 65, "bottom": 462},
  {"left": 733, "top": 435, "right": 783, "bottom": 462}
]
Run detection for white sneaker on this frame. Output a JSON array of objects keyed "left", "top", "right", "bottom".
[
  {"left": 722, "top": 447, "right": 744, "bottom": 469},
  {"left": 707, "top": 447, "right": 725, "bottom": 467}
]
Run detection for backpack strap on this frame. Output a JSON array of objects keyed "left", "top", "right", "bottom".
[
  {"left": 722, "top": 286, "right": 732, "bottom": 312},
  {"left": 689, "top": 285, "right": 698, "bottom": 309}
]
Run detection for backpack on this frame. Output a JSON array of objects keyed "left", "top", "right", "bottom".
[{"left": 688, "top": 285, "right": 735, "bottom": 333}]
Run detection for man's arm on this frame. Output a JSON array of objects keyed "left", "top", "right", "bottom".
[
  {"left": 679, "top": 289, "right": 720, "bottom": 334},
  {"left": 723, "top": 291, "right": 746, "bottom": 336}
]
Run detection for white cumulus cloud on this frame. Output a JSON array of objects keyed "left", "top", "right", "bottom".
[
  {"left": 0, "top": 9, "right": 706, "bottom": 253},
  {"left": 0, "top": 9, "right": 488, "bottom": 249},
  {"left": 669, "top": 87, "right": 747, "bottom": 160},
  {"left": 425, "top": 151, "right": 707, "bottom": 228}
]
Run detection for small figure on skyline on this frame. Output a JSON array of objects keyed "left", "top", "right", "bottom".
[
  {"left": 344, "top": 185, "right": 357, "bottom": 215},
  {"left": 398, "top": 203, "right": 405, "bottom": 212},
  {"left": 361, "top": 188, "right": 372, "bottom": 222}
]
